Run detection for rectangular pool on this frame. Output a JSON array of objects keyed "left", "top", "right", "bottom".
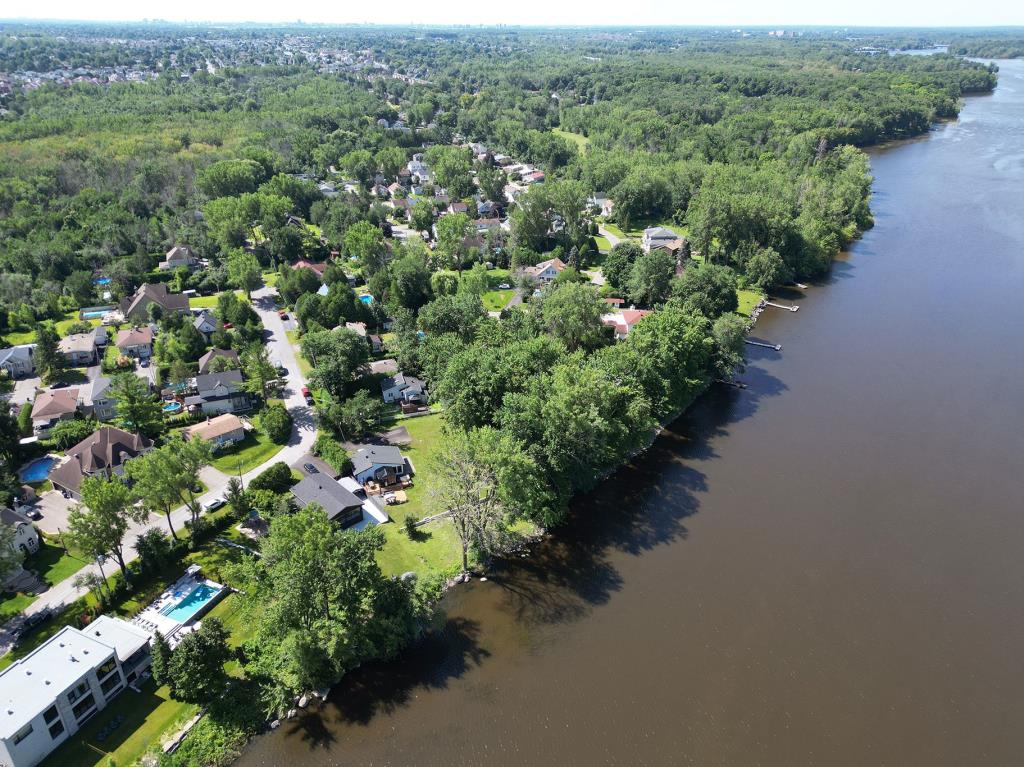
[{"left": 159, "top": 583, "right": 222, "bottom": 623}]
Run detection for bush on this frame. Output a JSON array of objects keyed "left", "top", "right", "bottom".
[
  {"left": 312, "top": 433, "right": 352, "bottom": 475},
  {"left": 46, "top": 418, "right": 97, "bottom": 450},
  {"left": 260, "top": 403, "right": 292, "bottom": 444},
  {"left": 404, "top": 515, "right": 418, "bottom": 538},
  {"left": 248, "top": 461, "right": 294, "bottom": 493}
]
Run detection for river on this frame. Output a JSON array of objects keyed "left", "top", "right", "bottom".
[{"left": 237, "top": 59, "right": 1024, "bottom": 767}]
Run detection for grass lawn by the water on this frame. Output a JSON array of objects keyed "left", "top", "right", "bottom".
[
  {"left": 552, "top": 127, "right": 590, "bottom": 150},
  {"left": 210, "top": 432, "right": 283, "bottom": 475},
  {"left": 737, "top": 288, "right": 764, "bottom": 317},
  {"left": 482, "top": 290, "right": 515, "bottom": 312},
  {"left": 376, "top": 414, "right": 462, "bottom": 579},
  {"left": 40, "top": 678, "right": 195, "bottom": 767}
]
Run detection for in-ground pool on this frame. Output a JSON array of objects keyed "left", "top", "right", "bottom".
[
  {"left": 93, "top": 277, "right": 112, "bottom": 285},
  {"left": 18, "top": 456, "right": 56, "bottom": 483},
  {"left": 359, "top": 294, "right": 374, "bottom": 305},
  {"left": 159, "top": 583, "right": 222, "bottom": 623},
  {"left": 81, "top": 310, "right": 106, "bottom": 319}
]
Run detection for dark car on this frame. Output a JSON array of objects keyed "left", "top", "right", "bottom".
[
  {"left": 277, "top": 366, "right": 288, "bottom": 377},
  {"left": 303, "top": 463, "right": 319, "bottom": 474},
  {"left": 50, "top": 380, "right": 68, "bottom": 389}
]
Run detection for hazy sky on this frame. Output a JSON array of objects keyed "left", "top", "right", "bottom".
[{"left": 8, "top": 0, "right": 1024, "bottom": 28}]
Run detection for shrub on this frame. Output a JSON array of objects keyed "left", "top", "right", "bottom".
[
  {"left": 404, "top": 515, "right": 418, "bottom": 537},
  {"left": 248, "top": 461, "right": 293, "bottom": 493},
  {"left": 260, "top": 403, "right": 292, "bottom": 444},
  {"left": 312, "top": 433, "right": 352, "bottom": 475}
]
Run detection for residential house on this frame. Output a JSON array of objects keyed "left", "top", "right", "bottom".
[
  {"left": 407, "top": 156, "right": 431, "bottom": 182},
  {"left": 387, "top": 182, "right": 404, "bottom": 198},
  {"left": 641, "top": 226, "right": 679, "bottom": 254},
  {"left": 49, "top": 427, "right": 153, "bottom": 500},
  {"left": 78, "top": 376, "right": 116, "bottom": 422},
  {"left": 119, "top": 283, "right": 190, "bottom": 321},
  {"left": 157, "top": 245, "right": 198, "bottom": 271},
  {"left": 192, "top": 311, "right": 219, "bottom": 344},
  {"left": 601, "top": 309, "right": 653, "bottom": 340},
  {"left": 185, "top": 370, "right": 250, "bottom": 416},
  {"left": 446, "top": 201, "right": 469, "bottom": 215},
  {"left": 380, "top": 373, "right": 427, "bottom": 405},
  {"left": 368, "top": 334, "right": 384, "bottom": 354},
  {"left": 351, "top": 445, "right": 410, "bottom": 487},
  {"left": 1, "top": 506, "right": 39, "bottom": 557},
  {"left": 57, "top": 330, "right": 98, "bottom": 367},
  {"left": 197, "top": 348, "right": 239, "bottom": 374},
  {"left": 184, "top": 413, "right": 246, "bottom": 449},
  {"left": 292, "top": 260, "right": 328, "bottom": 280},
  {"left": 317, "top": 181, "right": 339, "bottom": 198},
  {"left": 604, "top": 297, "right": 625, "bottom": 309},
  {"left": 290, "top": 476, "right": 366, "bottom": 528},
  {"left": 522, "top": 170, "right": 545, "bottom": 185},
  {"left": 345, "top": 321, "right": 368, "bottom": 339},
  {"left": 30, "top": 389, "right": 79, "bottom": 437},
  {"left": 0, "top": 345, "right": 35, "bottom": 379},
  {"left": 524, "top": 257, "right": 566, "bottom": 283},
  {"left": 115, "top": 326, "right": 153, "bottom": 359},
  {"left": 477, "top": 200, "right": 501, "bottom": 218},
  {"left": 474, "top": 217, "right": 501, "bottom": 233},
  {"left": 0, "top": 617, "right": 152, "bottom": 767}
]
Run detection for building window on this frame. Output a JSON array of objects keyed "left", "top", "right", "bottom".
[
  {"left": 96, "top": 658, "right": 118, "bottom": 680},
  {"left": 100, "top": 672, "right": 123, "bottom": 697},
  {"left": 72, "top": 693, "right": 96, "bottom": 722},
  {"left": 67, "top": 680, "right": 89, "bottom": 704},
  {"left": 12, "top": 723, "right": 33, "bottom": 745},
  {"left": 43, "top": 705, "right": 59, "bottom": 724},
  {"left": 49, "top": 720, "right": 65, "bottom": 739}
]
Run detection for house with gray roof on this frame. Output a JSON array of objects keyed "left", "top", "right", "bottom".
[
  {"left": 79, "top": 376, "right": 116, "bottom": 421},
  {"left": 192, "top": 310, "right": 219, "bottom": 344},
  {"left": 290, "top": 476, "right": 366, "bottom": 528},
  {"left": 158, "top": 245, "right": 198, "bottom": 271},
  {"left": 380, "top": 373, "right": 427, "bottom": 405},
  {"left": 0, "top": 344, "right": 35, "bottom": 379},
  {"left": 57, "top": 329, "right": 99, "bottom": 366},
  {"left": 641, "top": 226, "right": 679, "bottom": 253},
  {"left": 0, "top": 616, "right": 151, "bottom": 767},
  {"left": 351, "top": 445, "right": 410, "bottom": 486},
  {"left": 185, "top": 369, "right": 250, "bottom": 416},
  {"left": 197, "top": 348, "right": 239, "bottom": 374}
]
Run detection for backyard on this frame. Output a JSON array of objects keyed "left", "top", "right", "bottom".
[
  {"left": 0, "top": 538, "right": 89, "bottom": 621},
  {"left": 210, "top": 431, "right": 283, "bottom": 474}
]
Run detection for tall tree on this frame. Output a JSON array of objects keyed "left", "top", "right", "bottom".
[
  {"left": 66, "top": 476, "right": 145, "bottom": 585},
  {"left": 240, "top": 342, "right": 278, "bottom": 400},
  {"left": 534, "top": 282, "right": 606, "bottom": 352},
  {"left": 166, "top": 618, "right": 233, "bottom": 704},
  {"left": 33, "top": 325, "right": 63, "bottom": 384},
  {"left": 0, "top": 524, "right": 24, "bottom": 583},
  {"left": 227, "top": 250, "right": 263, "bottom": 300},
  {"left": 111, "top": 372, "right": 163, "bottom": 437}
]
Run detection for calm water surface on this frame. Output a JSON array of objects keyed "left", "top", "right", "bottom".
[{"left": 238, "top": 60, "right": 1024, "bottom": 767}]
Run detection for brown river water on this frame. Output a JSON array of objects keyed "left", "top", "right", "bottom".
[{"left": 237, "top": 59, "right": 1024, "bottom": 767}]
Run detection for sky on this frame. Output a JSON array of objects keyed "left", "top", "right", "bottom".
[{"left": 7, "top": 0, "right": 1024, "bottom": 28}]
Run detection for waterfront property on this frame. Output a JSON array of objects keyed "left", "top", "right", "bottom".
[
  {"left": 290, "top": 475, "right": 388, "bottom": 529},
  {"left": 351, "top": 445, "right": 410, "bottom": 487},
  {"left": 0, "top": 616, "right": 151, "bottom": 767},
  {"left": 130, "top": 567, "right": 227, "bottom": 646}
]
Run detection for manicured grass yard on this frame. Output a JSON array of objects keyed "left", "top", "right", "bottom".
[
  {"left": 482, "top": 290, "right": 515, "bottom": 312},
  {"left": 594, "top": 234, "right": 612, "bottom": 253},
  {"left": 0, "top": 539, "right": 89, "bottom": 620},
  {"left": 210, "top": 432, "right": 283, "bottom": 475},
  {"left": 552, "top": 127, "right": 590, "bottom": 150},
  {"left": 376, "top": 414, "right": 462, "bottom": 579},
  {"left": 40, "top": 678, "right": 195, "bottom": 767},
  {"left": 285, "top": 329, "right": 312, "bottom": 376},
  {"left": 736, "top": 288, "right": 764, "bottom": 317},
  {"left": 189, "top": 295, "right": 220, "bottom": 309}
]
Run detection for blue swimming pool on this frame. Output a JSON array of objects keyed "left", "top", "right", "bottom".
[
  {"left": 81, "top": 310, "right": 106, "bottom": 319},
  {"left": 359, "top": 294, "right": 374, "bottom": 304},
  {"left": 159, "top": 583, "right": 221, "bottom": 623},
  {"left": 18, "top": 456, "right": 56, "bottom": 483},
  {"left": 93, "top": 277, "right": 112, "bottom": 285},
  {"left": 162, "top": 401, "right": 182, "bottom": 414}
]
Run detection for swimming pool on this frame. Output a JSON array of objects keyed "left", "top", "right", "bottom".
[
  {"left": 81, "top": 310, "right": 106, "bottom": 319},
  {"left": 93, "top": 277, "right": 112, "bottom": 285},
  {"left": 18, "top": 456, "right": 56, "bottom": 483},
  {"left": 162, "top": 401, "right": 183, "bottom": 414},
  {"left": 359, "top": 294, "right": 374, "bottom": 305},
  {"left": 159, "top": 583, "right": 222, "bottom": 623}
]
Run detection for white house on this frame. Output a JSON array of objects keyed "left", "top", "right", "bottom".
[
  {"left": 1, "top": 507, "right": 39, "bottom": 557},
  {"left": 380, "top": 373, "right": 427, "bottom": 404},
  {"left": 57, "top": 330, "right": 99, "bottom": 366},
  {"left": 78, "top": 376, "right": 116, "bottom": 422},
  {"left": 157, "top": 245, "right": 198, "bottom": 271},
  {"left": 0, "top": 617, "right": 152, "bottom": 767},
  {"left": 0, "top": 345, "right": 35, "bottom": 379},
  {"left": 351, "top": 445, "right": 410, "bottom": 487},
  {"left": 524, "top": 257, "right": 566, "bottom": 283},
  {"left": 192, "top": 310, "right": 219, "bottom": 344},
  {"left": 641, "top": 226, "right": 678, "bottom": 253}
]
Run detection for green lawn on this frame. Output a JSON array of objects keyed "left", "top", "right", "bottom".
[
  {"left": 262, "top": 270, "right": 280, "bottom": 287},
  {"left": 482, "top": 290, "right": 515, "bottom": 312},
  {"left": 40, "top": 678, "right": 195, "bottom": 767},
  {"left": 0, "top": 539, "right": 90, "bottom": 621},
  {"left": 552, "top": 127, "right": 590, "bottom": 151},
  {"left": 376, "top": 414, "right": 462, "bottom": 579},
  {"left": 594, "top": 234, "right": 612, "bottom": 253},
  {"left": 210, "top": 432, "right": 283, "bottom": 475},
  {"left": 604, "top": 219, "right": 688, "bottom": 240},
  {"left": 736, "top": 288, "right": 764, "bottom": 317},
  {"left": 285, "top": 329, "right": 312, "bottom": 376},
  {"left": 189, "top": 295, "right": 220, "bottom": 309}
]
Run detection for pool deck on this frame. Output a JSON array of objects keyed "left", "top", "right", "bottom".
[{"left": 131, "top": 571, "right": 228, "bottom": 645}]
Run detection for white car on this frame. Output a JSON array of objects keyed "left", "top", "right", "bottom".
[
  {"left": 497, "top": 282, "right": 512, "bottom": 290},
  {"left": 202, "top": 498, "right": 226, "bottom": 513}
]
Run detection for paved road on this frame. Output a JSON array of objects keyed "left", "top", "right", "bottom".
[
  {"left": 598, "top": 223, "right": 624, "bottom": 249},
  {"left": 15, "top": 284, "right": 315, "bottom": 624}
]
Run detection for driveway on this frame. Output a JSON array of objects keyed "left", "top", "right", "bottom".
[
  {"left": 13, "top": 284, "right": 316, "bottom": 625},
  {"left": 8, "top": 376, "right": 41, "bottom": 406},
  {"left": 598, "top": 224, "right": 624, "bottom": 249},
  {"left": 31, "top": 490, "right": 77, "bottom": 536}
]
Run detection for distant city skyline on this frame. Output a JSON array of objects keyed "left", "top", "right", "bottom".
[{"left": 4, "top": 0, "right": 1024, "bottom": 28}]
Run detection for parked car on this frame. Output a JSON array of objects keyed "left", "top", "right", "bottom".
[
  {"left": 140, "top": 359, "right": 150, "bottom": 368},
  {"left": 276, "top": 366, "right": 288, "bottom": 377},
  {"left": 497, "top": 282, "right": 511, "bottom": 290},
  {"left": 278, "top": 310, "right": 289, "bottom": 319},
  {"left": 202, "top": 498, "right": 226, "bottom": 513},
  {"left": 303, "top": 463, "right": 319, "bottom": 474},
  {"left": 50, "top": 380, "right": 68, "bottom": 388}
]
